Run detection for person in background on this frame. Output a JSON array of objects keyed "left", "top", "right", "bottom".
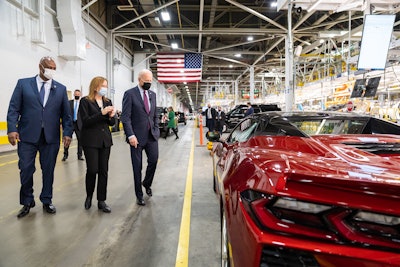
[
  {"left": 165, "top": 106, "right": 179, "bottom": 140},
  {"left": 215, "top": 106, "right": 226, "bottom": 133},
  {"left": 121, "top": 69, "right": 160, "bottom": 206},
  {"left": 204, "top": 103, "right": 217, "bottom": 132},
  {"left": 245, "top": 102, "right": 254, "bottom": 117},
  {"left": 7, "top": 56, "right": 73, "bottom": 218},
  {"left": 79, "top": 76, "right": 115, "bottom": 213},
  {"left": 63, "top": 89, "right": 84, "bottom": 161}
]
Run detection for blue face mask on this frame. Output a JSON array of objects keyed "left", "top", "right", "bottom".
[{"left": 98, "top": 87, "right": 108, "bottom": 96}]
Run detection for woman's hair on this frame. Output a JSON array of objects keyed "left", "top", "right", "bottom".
[
  {"left": 169, "top": 106, "right": 174, "bottom": 112},
  {"left": 87, "top": 76, "right": 110, "bottom": 102}
]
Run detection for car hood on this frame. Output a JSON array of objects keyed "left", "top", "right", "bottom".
[{"left": 237, "top": 135, "right": 400, "bottom": 202}]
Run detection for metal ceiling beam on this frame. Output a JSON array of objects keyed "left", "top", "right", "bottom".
[
  {"left": 114, "top": 28, "right": 286, "bottom": 35},
  {"left": 225, "top": 0, "right": 287, "bottom": 31},
  {"left": 197, "top": 0, "right": 204, "bottom": 52},
  {"left": 253, "top": 36, "right": 286, "bottom": 66},
  {"left": 112, "top": 0, "right": 179, "bottom": 32},
  {"left": 205, "top": 37, "right": 274, "bottom": 53}
]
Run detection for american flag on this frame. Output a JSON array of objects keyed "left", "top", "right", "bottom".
[{"left": 157, "top": 53, "right": 203, "bottom": 83}]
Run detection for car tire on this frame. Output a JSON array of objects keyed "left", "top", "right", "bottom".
[{"left": 221, "top": 203, "right": 231, "bottom": 267}]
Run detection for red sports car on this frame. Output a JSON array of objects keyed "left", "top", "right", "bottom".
[{"left": 210, "top": 111, "right": 400, "bottom": 267}]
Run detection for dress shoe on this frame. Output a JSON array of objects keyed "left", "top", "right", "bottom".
[
  {"left": 78, "top": 156, "right": 84, "bottom": 161},
  {"left": 43, "top": 203, "right": 56, "bottom": 214},
  {"left": 62, "top": 155, "right": 68, "bottom": 161},
  {"left": 98, "top": 201, "right": 111, "bottom": 213},
  {"left": 84, "top": 196, "right": 92, "bottom": 210},
  {"left": 136, "top": 198, "right": 145, "bottom": 206},
  {"left": 175, "top": 136, "right": 179, "bottom": 140},
  {"left": 145, "top": 187, "right": 152, "bottom": 197},
  {"left": 17, "top": 200, "right": 35, "bottom": 218}
]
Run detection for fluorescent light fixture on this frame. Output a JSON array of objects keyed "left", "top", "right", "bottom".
[
  {"left": 247, "top": 36, "right": 254, "bottom": 41},
  {"left": 234, "top": 53, "right": 241, "bottom": 58},
  {"left": 161, "top": 11, "right": 170, "bottom": 21},
  {"left": 271, "top": 2, "right": 277, "bottom": 8},
  {"left": 319, "top": 31, "right": 348, "bottom": 38},
  {"left": 308, "top": 0, "right": 322, "bottom": 12},
  {"left": 171, "top": 42, "right": 178, "bottom": 49}
]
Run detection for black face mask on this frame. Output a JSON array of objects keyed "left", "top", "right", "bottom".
[
  {"left": 142, "top": 82, "right": 151, "bottom": 90},
  {"left": 74, "top": 96, "right": 80, "bottom": 100}
]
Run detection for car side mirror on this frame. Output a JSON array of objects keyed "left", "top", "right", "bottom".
[{"left": 206, "top": 130, "right": 221, "bottom": 142}]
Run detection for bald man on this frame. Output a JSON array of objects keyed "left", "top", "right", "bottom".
[{"left": 7, "top": 56, "right": 73, "bottom": 218}]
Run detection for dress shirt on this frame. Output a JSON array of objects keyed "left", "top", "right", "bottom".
[
  {"left": 36, "top": 76, "right": 51, "bottom": 106},
  {"left": 139, "top": 86, "right": 151, "bottom": 112}
]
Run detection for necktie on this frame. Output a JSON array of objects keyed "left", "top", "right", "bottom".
[
  {"left": 40, "top": 82, "right": 45, "bottom": 105},
  {"left": 143, "top": 91, "right": 150, "bottom": 114},
  {"left": 74, "top": 101, "right": 78, "bottom": 121}
]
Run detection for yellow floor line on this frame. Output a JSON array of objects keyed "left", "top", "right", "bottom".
[{"left": 175, "top": 126, "right": 195, "bottom": 267}]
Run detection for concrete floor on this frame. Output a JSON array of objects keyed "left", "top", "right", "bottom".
[{"left": 0, "top": 121, "right": 220, "bottom": 267}]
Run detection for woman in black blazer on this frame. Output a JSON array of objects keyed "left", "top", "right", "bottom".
[{"left": 78, "top": 76, "right": 115, "bottom": 213}]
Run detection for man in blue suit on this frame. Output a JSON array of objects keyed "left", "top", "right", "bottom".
[
  {"left": 7, "top": 56, "right": 73, "bottom": 218},
  {"left": 121, "top": 69, "right": 160, "bottom": 206}
]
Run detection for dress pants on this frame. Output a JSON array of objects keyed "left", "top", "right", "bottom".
[
  {"left": 18, "top": 130, "right": 59, "bottom": 205},
  {"left": 64, "top": 121, "right": 83, "bottom": 157},
  {"left": 130, "top": 133, "right": 158, "bottom": 199},
  {"left": 83, "top": 146, "right": 111, "bottom": 201},
  {"left": 206, "top": 119, "right": 215, "bottom": 132}
]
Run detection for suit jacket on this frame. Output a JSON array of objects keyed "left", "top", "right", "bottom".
[
  {"left": 121, "top": 86, "right": 160, "bottom": 144},
  {"left": 78, "top": 96, "right": 115, "bottom": 148},
  {"left": 204, "top": 107, "right": 217, "bottom": 120},
  {"left": 216, "top": 110, "right": 226, "bottom": 122},
  {"left": 70, "top": 99, "right": 83, "bottom": 130},
  {"left": 7, "top": 76, "right": 73, "bottom": 144}
]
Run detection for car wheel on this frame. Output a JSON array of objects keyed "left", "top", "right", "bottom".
[{"left": 221, "top": 204, "right": 231, "bottom": 267}]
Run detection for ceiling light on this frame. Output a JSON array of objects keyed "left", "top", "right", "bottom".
[
  {"left": 171, "top": 42, "right": 178, "bottom": 49},
  {"left": 234, "top": 54, "right": 241, "bottom": 58},
  {"left": 271, "top": 2, "right": 277, "bottom": 8},
  {"left": 229, "top": 64, "right": 233, "bottom": 68},
  {"left": 308, "top": 0, "right": 322, "bottom": 12},
  {"left": 247, "top": 36, "right": 254, "bottom": 41},
  {"left": 154, "top": 17, "right": 160, "bottom": 24},
  {"left": 161, "top": 11, "right": 170, "bottom": 21}
]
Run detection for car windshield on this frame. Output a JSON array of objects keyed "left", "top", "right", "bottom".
[{"left": 287, "top": 118, "right": 366, "bottom": 135}]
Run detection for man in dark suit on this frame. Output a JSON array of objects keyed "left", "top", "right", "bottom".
[
  {"left": 204, "top": 103, "right": 217, "bottom": 132},
  {"left": 62, "top": 89, "right": 83, "bottom": 161},
  {"left": 121, "top": 69, "right": 160, "bottom": 206},
  {"left": 215, "top": 106, "right": 226, "bottom": 133},
  {"left": 7, "top": 56, "right": 73, "bottom": 218}
]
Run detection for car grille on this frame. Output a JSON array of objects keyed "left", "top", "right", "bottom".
[
  {"left": 241, "top": 190, "right": 400, "bottom": 252},
  {"left": 260, "top": 246, "right": 320, "bottom": 267}
]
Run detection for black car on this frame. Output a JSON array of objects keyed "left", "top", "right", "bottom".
[
  {"left": 176, "top": 112, "right": 187, "bottom": 125},
  {"left": 157, "top": 106, "right": 168, "bottom": 137},
  {"left": 225, "top": 104, "right": 281, "bottom": 131}
]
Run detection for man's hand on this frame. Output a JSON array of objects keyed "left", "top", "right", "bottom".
[
  {"left": 128, "top": 135, "right": 138, "bottom": 148},
  {"left": 63, "top": 136, "right": 72, "bottom": 148},
  {"left": 8, "top": 132, "right": 20, "bottom": 146}
]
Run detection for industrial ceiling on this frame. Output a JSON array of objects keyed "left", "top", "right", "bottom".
[{"left": 83, "top": 0, "right": 400, "bottom": 109}]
